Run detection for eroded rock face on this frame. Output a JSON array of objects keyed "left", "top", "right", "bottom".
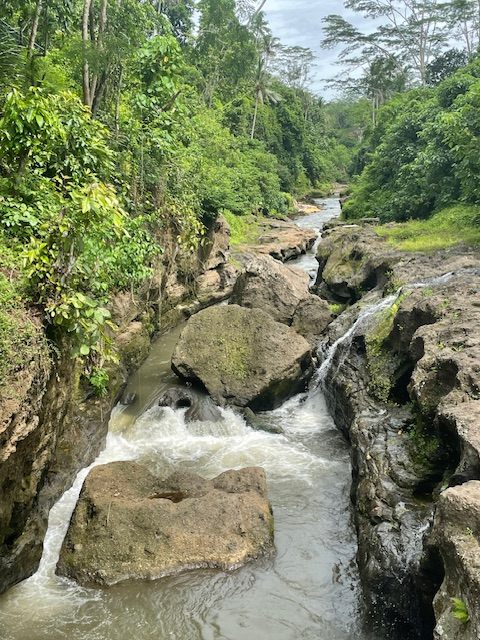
[
  {"left": 171, "top": 305, "right": 313, "bottom": 410},
  {"left": 57, "top": 462, "right": 274, "bottom": 586},
  {"left": 314, "top": 222, "right": 480, "bottom": 303},
  {"left": 430, "top": 481, "right": 480, "bottom": 640},
  {"left": 315, "top": 222, "right": 480, "bottom": 639},
  {"left": 252, "top": 218, "right": 316, "bottom": 261}
]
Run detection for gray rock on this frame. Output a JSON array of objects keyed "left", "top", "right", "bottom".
[
  {"left": 230, "top": 254, "right": 310, "bottom": 326},
  {"left": 158, "top": 387, "right": 223, "bottom": 422},
  {"left": 431, "top": 481, "right": 480, "bottom": 640}
]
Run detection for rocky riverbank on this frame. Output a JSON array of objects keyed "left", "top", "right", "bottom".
[
  {"left": 314, "top": 220, "right": 480, "bottom": 640},
  {"left": 0, "top": 212, "right": 314, "bottom": 595}
]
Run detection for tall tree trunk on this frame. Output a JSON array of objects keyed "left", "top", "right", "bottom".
[
  {"left": 82, "top": 0, "right": 93, "bottom": 106},
  {"left": 27, "top": 0, "right": 43, "bottom": 58},
  {"left": 89, "top": 0, "right": 108, "bottom": 114},
  {"left": 251, "top": 94, "right": 259, "bottom": 139},
  {"left": 115, "top": 65, "right": 123, "bottom": 138}
]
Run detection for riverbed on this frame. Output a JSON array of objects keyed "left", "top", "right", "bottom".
[{"left": 0, "top": 198, "right": 377, "bottom": 640}]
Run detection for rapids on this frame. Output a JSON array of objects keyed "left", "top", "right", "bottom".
[{"left": 0, "top": 198, "right": 382, "bottom": 640}]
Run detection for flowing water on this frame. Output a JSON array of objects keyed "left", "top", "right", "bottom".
[{"left": 0, "top": 198, "right": 383, "bottom": 640}]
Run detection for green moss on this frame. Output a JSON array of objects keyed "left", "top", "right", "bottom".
[
  {"left": 329, "top": 302, "right": 346, "bottom": 315},
  {"left": 375, "top": 205, "right": 480, "bottom": 252},
  {"left": 365, "top": 294, "right": 407, "bottom": 402},
  {"left": 406, "top": 413, "right": 442, "bottom": 470},
  {"left": 218, "top": 336, "right": 250, "bottom": 380}
]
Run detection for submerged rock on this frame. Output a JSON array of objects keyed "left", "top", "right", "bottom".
[
  {"left": 157, "top": 387, "right": 223, "bottom": 423},
  {"left": 57, "top": 462, "right": 274, "bottom": 587},
  {"left": 171, "top": 305, "right": 313, "bottom": 410}
]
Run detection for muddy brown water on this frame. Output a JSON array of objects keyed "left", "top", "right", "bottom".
[{"left": 0, "top": 199, "right": 381, "bottom": 640}]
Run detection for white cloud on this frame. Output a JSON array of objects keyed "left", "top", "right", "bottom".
[{"left": 262, "top": 0, "right": 364, "bottom": 98}]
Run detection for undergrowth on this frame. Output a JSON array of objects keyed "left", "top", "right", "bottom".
[
  {"left": 375, "top": 205, "right": 480, "bottom": 252},
  {"left": 0, "top": 239, "right": 50, "bottom": 391},
  {"left": 222, "top": 210, "right": 260, "bottom": 246}
]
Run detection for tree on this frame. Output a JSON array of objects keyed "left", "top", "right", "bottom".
[
  {"left": 446, "top": 0, "right": 480, "bottom": 56},
  {"left": 195, "top": 0, "right": 258, "bottom": 104},
  {"left": 363, "top": 55, "right": 408, "bottom": 123},
  {"left": 250, "top": 57, "right": 281, "bottom": 138},
  {"left": 426, "top": 48, "right": 469, "bottom": 84},
  {"left": 322, "top": 0, "right": 449, "bottom": 86}
]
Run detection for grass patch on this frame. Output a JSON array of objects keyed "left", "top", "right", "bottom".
[
  {"left": 222, "top": 210, "right": 260, "bottom": 246},
  {"left": 375, "top": 205, "right": 480, "bottom": 252}
]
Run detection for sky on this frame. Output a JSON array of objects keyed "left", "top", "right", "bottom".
[{"left": 263, "top": 0, "right": 362, "bottom": 98}]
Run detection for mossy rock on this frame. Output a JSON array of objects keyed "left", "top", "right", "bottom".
[{"left": 171, "top": 305, "right": 313, "bottom": 410}]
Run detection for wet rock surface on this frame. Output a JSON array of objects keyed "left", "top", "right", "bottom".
[
  {"left": 315, "top": 222, "right": 480, "bottom": 639},
  {"left": 57, "top": 462, "right": 274, "bottom": 586},
  {"left": 171, "top": 305, "right": 313, "bottom": 410},
  {"left": 157, "top": 387, "right": 223, "bottom": 423}
]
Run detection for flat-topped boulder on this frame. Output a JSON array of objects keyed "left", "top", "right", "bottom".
[
  {"left": 250, "top": 218, "right": 316, "bottom": 262},
  {"left": 57, "top": 462, "right": 274, "bottom": 587},
  {"left": 171, "top": 305, "right": 313, "bottom": 410}
]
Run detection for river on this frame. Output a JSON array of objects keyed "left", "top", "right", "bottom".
[{"left": 0, "top": 198, "right": 378, "bottom": 640}]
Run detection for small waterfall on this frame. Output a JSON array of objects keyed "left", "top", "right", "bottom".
[
  {"left": 314, "top": 268, "right": 461, "bottom": 389},
  {"left": 314, "top": 293, "right": 398, "bottom": 386}
]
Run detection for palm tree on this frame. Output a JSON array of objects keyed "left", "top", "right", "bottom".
[{"left": 250, "top": 34, "right": 281, "bottom": 139}]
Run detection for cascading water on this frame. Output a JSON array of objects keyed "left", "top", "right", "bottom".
[{"left": 0, "top": 198, "right": 380, "bottom": 640}]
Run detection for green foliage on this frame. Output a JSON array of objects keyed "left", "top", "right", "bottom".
[
  {"left": 87, "top": 367, "right": 110, "bottom": 398},
  {"left": 0, "top": 0, "right": 364, "bottom": 370},
  {"left": 451, "top": 597, "right": 470, "bottom": 624},
  {"left": 0, "top": 88, "right": 156, "bottom": 359},
  {"left": 345, "top": 58, "right": 480, "bottom": 227},
  {"left": 0, "top": 238, "right": 50, "bottom": 389},
  {"left": 222, "top": 210, "right": 260, "bottom": 246},
  {"left": 375, "top": 205, "right": 480, "bottom": 251}
]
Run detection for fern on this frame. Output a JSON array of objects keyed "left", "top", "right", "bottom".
[{"left": 451, "top": 597, "right": 470, "bottom": 624}]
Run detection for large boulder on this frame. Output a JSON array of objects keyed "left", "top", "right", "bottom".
[
  {"left": 57, "top": 462, "right": 274, "bottom": 587},
  {"left": 230, "top": 254, "right": 333, "bottom": 342},
  {"left": 171, "top": 305, "right": 313, "bottom": 410},
  {"left": 291, "top": 296, "right": 333, "bottom": 345},
  {"left": 230, "top": 254, "right": 310, "bottom": 325}
]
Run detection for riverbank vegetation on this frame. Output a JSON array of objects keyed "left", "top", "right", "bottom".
[
  {"left": 323, "top": 0, "right": 480, "bottom": 248},
  {"left": 0, "top": 0, "right": 356, "bottom": 368}
]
